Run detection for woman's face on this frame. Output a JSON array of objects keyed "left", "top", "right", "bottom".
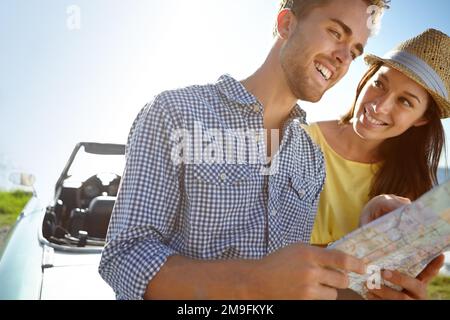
[{"left": 352, "top": 66, "right": 431, "bottom": 141}]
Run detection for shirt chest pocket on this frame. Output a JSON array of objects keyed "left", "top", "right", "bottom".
[
  {"left": 275, "top": 175, "right": 321, "bottom": 240},
  {"left": 288, "top": 176, "right": 318, "bottom": 201},
  {"left": 185, "top": 164, "right": 261, "bottom": 235}
]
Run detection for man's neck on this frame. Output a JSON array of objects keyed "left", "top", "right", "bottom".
[{"left": 240, "top": 43, "right": 299, "bottom": 130}]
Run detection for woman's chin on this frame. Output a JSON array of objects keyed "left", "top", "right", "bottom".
[{"left": 353, "top": 123, "right": 378, "bottom": 140}]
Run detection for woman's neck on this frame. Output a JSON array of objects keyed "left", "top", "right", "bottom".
[{"left": 320, "top": 121, "right": 383, "bottom": 164}]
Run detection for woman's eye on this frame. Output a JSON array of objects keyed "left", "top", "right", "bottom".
[
  {"left": 373, "top": 80, "right": 384, "bottom": 89},
  {"left": 399, "top": 97, "right": 413, "bottom": 108},
  {"left": 351, "top": 51, "right": 357, "bottom": 60}
]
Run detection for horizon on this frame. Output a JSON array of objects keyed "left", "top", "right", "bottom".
[{"left": 0, "top": 0, "right": 449, "bottom": 200}]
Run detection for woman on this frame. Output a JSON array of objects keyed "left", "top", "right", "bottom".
[{"left": 303, "top": 29, "right": 449, "bottom": 299}]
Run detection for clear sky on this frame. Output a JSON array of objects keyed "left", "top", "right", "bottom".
[{"left": 1, "top": 0, "right": 449, "bottom": 201}]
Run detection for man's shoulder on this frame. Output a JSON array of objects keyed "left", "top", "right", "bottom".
[
  {"left": 139, "top": 81, "right": 223, "bottom": 123},
  {"left": 289, "top": 120, "right": 326, "bottom": 174},
  {"left": 153, "top": 81, "right": 220, "bottom": 110}
]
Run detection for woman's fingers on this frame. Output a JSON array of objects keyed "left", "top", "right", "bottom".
[
  {"left": 368, "top": 284, "right": 414, "bottom": 300},
  {"left": 366, "top": 292, "right": 381, "bottom": 300},
  {"left": 417, "top": 255, "right": 445, "bottom": 283},
  {"left": 367, "top": 270, "right": 427, "bottom": 300},
  {"left": 360, "top": 195, "right": 411, "bottom": 226}
]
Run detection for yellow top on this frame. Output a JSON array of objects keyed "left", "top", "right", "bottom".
[{"left": 302, "top": 123, "right": 379, "bottom": 246}]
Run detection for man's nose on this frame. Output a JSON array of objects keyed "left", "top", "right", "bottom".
[{"left": 332, "top": 45, "right": 353, "bottom": 67}]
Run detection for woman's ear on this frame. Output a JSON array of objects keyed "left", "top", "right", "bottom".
[
  {"left": 413, "top": 117, "right": 429, "bottom": 127},
  {"left": 276, "top": 9, "right": 295, "bottom": 40}
]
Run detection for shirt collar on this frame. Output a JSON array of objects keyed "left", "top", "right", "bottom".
[
  {"left": 216, "top": 74, "right": 307, "bottom": 123},
  {"left": 289, "top": 104, "right": 307, "bottom": 123},
  {"left": 216, "top": 74, "right": 259, "bottom": 106}
]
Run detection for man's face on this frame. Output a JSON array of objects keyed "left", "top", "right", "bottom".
[{"left": 280, "top": 0, "right": 371, "bottom": 102}]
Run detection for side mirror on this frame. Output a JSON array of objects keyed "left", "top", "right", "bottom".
[{"left": 9, "top": 172, "right": 36, "bottom": 187}]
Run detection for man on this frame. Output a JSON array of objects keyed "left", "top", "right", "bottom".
[{"left": 99, "top": 0, "right": 441, "bottom": 300}]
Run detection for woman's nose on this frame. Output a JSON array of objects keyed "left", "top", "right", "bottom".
[{"left": 372, "top": 98, "right": 393, "bottom": 114}]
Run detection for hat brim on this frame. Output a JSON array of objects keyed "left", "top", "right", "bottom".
[{"left": 364, "top": 54, "right": 450, "bottom": 119}]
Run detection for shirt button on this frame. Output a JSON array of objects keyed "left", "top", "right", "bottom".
[
  {"left": 219, "top": 173, "right": 227, "bottom": 181},
  {"left": 253, "top": 105, "right": 261, "bottom": 113},
  {"left": 270, "top": 209, "right": 277, "bottom": 217},
  {"left": 298, "top": 189, "right": 306, "bottom": 197}
]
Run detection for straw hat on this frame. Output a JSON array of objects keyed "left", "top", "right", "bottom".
[{"left": 365, "top": 29, "right": 450, "bottom": 118}]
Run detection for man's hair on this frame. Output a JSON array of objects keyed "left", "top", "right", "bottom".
[{"left": 273, "top": 0, "right": 391, "bottom": 37}]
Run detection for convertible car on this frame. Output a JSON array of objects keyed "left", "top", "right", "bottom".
[
  {"left": 0, "top": 142, "right": 125, "bottom": 299},
  {"left": 1, "top": 142, "right": 449, "bottom": 300}
]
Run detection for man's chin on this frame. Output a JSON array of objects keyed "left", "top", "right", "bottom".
[
  {"left": 297, "top": 90, "right": 324, "bottom": 103},
  {"left": 288, "top": 79, "right": 326, "bottom": 102}
]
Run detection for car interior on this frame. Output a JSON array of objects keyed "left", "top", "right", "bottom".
[{"left": 42, "top": 173, "right": 120, "bottom": 247}]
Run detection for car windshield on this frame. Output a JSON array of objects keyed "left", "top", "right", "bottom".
[{"left": 66, "top": 146, "right": 125, "bottom": 182}]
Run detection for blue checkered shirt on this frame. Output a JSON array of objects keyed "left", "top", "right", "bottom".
[{"left": 99, "top": 75, "right": 325, "bottom": 300}]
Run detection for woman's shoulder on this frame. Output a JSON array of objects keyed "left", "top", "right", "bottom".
[
  {"left": 299, "top": 121, "right": 335, "bottom": 151},
  {"left": 302, "top": 120, "right": 338, "bottom": 137},
  {"left": 316, "top": 120, "right": 339, "bottom": 132}
]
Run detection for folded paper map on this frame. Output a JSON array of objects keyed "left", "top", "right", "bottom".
[{"left": 328, "top": 179, "right": 450, "bottom": 298}]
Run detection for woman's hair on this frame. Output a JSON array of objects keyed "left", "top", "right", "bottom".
[{"left": 340, "top": 63, "right": 446, "bottom": 200}]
